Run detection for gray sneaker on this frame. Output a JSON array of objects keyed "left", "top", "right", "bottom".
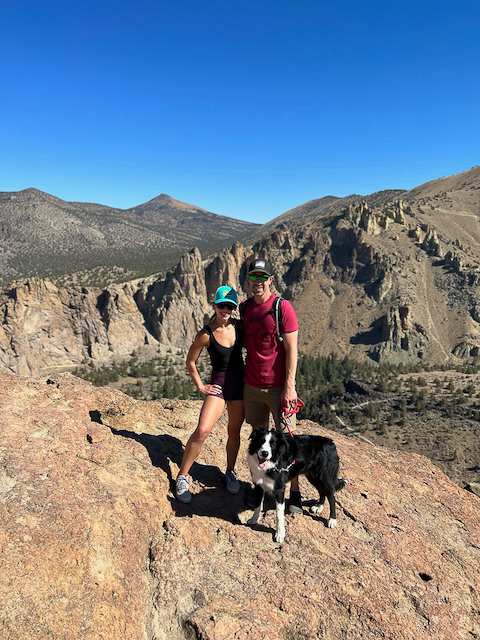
[
  {"left": 175, "top": 475, "right": 191, "bottom": 503},
  {"left": 225, "top": 469, "right": 240, "bottom": 494}
]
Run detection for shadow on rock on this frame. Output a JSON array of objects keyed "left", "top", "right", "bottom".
[
  {"left": 110, "top": 428, "right": 184, "bottom": 478},
  {"left": 168, "top": 483, "right": 252, "bottom": 525},
  {"left": 110, "top": 427, "right": 251, "bottom": 524}
]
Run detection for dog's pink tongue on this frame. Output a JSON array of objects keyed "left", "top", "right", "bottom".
[{"left": 259, "top": 459, "right": 267, "bottom": 469}]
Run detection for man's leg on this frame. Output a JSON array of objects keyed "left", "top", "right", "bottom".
[
  {"left": 244, "top": 384, "right": 270, "bottom": 507},
  {"left": 244, "top": 384, "right": 270, "bottom": 428}
]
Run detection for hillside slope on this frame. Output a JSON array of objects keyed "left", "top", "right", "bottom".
[
  {"left": 247, "top": 166, "right": 480, "bottom": 364},
  {"left": 0, "top": 188, "right": 259, "bottom": 285}
]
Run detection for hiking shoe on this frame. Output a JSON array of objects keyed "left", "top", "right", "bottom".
[
  {"left": 225, "top": 469, "right": 240, "bottom": 494},
  {"left": 288, "top": 491, "right": 303, "bottom": 514},
  {"left": 175, "top": 475, "right": 191, "bottom": 503}
]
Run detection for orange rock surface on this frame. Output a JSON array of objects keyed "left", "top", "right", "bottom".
[{"left": 0, "top": 372, "right": 478, "bottom": 639}]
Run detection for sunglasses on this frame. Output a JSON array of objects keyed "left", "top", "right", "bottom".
[
  {"left": 249, "top": 274, "right": 270, "bottom": 282},
  {"left": 216, "top": 303, "right": 236, "bottom": 310}
]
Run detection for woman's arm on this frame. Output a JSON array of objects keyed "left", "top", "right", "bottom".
[{"left": 186, "top": 329, "right": 222, "bottom": 396}]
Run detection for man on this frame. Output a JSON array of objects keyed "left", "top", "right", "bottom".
[{"left": 241, "top": 257, "right": 302, "bottom": 513}]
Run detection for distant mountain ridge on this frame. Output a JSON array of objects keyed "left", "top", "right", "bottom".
[
  {"left": 0, "top": 188, "right": 260, "bottom": 286},
  {"left": 2, "top": 166, "right": 480, "bottom": 371},
  {"left": 2, "top": 165, "right": 480, "bottom": 376},
  {"left": 252, "top": 190, "right": 409, "bottom": 240}
]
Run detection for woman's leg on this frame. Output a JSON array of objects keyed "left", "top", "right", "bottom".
[
  {"left": 178, "top": 395, "right": 225, "bottom": 477},
  {"left": 225, "top": 399, "right": 244, "bottom": 470}
]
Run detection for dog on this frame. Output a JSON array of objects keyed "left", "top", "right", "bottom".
[{"left": 247, "top": 427, "right": 348, "bottom": 543}]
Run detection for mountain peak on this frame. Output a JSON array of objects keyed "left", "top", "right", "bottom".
[
  {"left": 129, "top": 193, "right": 208, "bottom": 215},
  {"left": 0, "top": 187, "right": 258, "bottom": 285}
]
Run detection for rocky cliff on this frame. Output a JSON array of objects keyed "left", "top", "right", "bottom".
[
  {"left": 0, "top": 279, "right": 149, "bottom": 375},
  {"left": 0, "top": 372, "right": 479, "bottom": 639}
]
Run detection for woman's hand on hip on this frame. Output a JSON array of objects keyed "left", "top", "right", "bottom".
[{"left": 199, "top": 383, "right": 223, "bottom": 396}]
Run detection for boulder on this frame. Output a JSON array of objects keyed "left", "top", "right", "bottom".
[{"left": 0, "top": 372, "right": 479, "bottom": 639}]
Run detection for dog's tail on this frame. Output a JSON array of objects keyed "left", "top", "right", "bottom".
[{"left": 335, "top": 478, "right": 348, "bottom": 492}]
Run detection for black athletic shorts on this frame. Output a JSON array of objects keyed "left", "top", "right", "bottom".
[{"left": 207, "top": 369, "right": 244, "bottom": 401}]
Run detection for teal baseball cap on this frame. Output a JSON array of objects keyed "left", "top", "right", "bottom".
[{"left": 214, "top": 285, "right": 238, "bottom": 306}]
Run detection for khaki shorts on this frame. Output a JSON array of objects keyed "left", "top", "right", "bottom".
[{"left": 244, "top": 383, "right": 296, "bottom": 432}]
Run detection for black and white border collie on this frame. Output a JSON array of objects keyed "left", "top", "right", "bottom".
[{"left": 247, "top": 427, "right": 348, "bottom": 543}]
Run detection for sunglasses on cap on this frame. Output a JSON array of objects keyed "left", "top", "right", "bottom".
[
  {"left": 249, "top": 274, "right": 270, "bottom": 282},
  {"left": 216, "top": 302, "right": 236, "bottom": 310}
]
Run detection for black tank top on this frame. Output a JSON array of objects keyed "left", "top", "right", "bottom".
[{"left": 205, "top": 321, "right": 244, "bottom": 372}]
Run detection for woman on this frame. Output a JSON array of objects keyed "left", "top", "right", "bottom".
[{"left": 175, "top": 285, "right": 244, "bottom": 503}]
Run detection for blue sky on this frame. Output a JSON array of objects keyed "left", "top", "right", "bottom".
[{"left": 2, "top": 0, "right": 479, "bottom": 223}]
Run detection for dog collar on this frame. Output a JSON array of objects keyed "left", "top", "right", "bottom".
[{"left": 273, "top": 460, "right": 296, "bottom": 473}]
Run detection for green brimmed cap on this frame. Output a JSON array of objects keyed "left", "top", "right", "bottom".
[{"left": 214, "top": 285, "right": 238, "bottom": 306}]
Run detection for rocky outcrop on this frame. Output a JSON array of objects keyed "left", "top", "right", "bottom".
[
  {"left": 329, "top": 219, "right": 394, "bottom": 302},
  {"left": 408, "top": 224, "right": 445, "bottom": 259},
  {"left": 421, "top": 228, "right": 444, "bottom": 258},
  {"left": 345, "top": 201, "right": 387, "bottom": 235},
  {"left": 204, "top": 241, "right": 246, "bottom": 302},
  {"left": 370, "top": 305, "right": 429, "bottom": 362},
  {"left": 452, "top": 341, "right": 480, "bottom": 359},
  {"left": 471, "top": 303, "right": 480, "bottom": 323},
  {"left": 0, "top": 279, "right": 148, "bottom": 375},
  {"left": 443, "top": 249, "right": 480, "bottom": 288},
  {"left": 104, "top": 283, "right": 149, "bottom": 352},
  {"left": 139, "top": 247, "right": 210, "bottom": 346},
  {"left": 0, "top": 372, "right": 479, "bottom": 639},
  {"left": 0, "top": 279, "right": 87, "bottom": 375},
  {"left": 0, "top": 245, "right": 250, "bottom": 375},
  {"left": 344, "top": 200, "right": 409, "bottom": 235},
  {"left": 383, "top": 199, "right": 407, "bottom": 224}
]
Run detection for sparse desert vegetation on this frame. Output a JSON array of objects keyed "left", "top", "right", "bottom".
[
  {"left": 74, "top": 347, "right": 209, "bottom": 401},
  {"left": 74, "top": 348, "right": 480, "bottom": 492}
]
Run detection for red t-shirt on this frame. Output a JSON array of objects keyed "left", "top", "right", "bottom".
[{"left": 243, "top": 294, "right": 298, "bottom": 388}]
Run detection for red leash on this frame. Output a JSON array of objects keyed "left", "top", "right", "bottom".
[{"left": 281, "top": 397, "right": 305, "bottom": 438}]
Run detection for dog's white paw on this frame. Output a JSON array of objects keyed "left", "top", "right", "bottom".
[
  {"left": 310, "top": 503, "right": 324, "bottom": 515},
  {"left": 274, "top": 528, "right": 285, "bottom": 544},
  {"left": 327, "top": 518, "right": 337, "bottom": 528}
]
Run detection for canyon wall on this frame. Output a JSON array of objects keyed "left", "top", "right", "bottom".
[{"left": 3, "top": 192, "right": 480, "bottom": 375}]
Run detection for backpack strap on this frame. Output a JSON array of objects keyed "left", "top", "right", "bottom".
[
  {"left": 273, "top": 296, "right": 284, "bottom": 342},
  {"left": 241, "top": 296, "right": 284, "bottom": 342}
]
